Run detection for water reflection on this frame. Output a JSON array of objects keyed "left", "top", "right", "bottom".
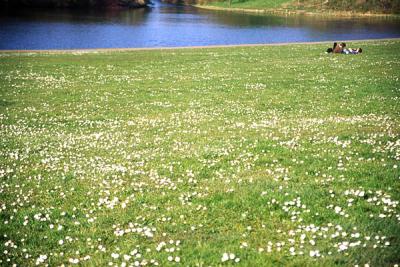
[
  {"left": 0, "top": 1, "right": 399, "bottom": 50},
  {"left": 117, "top": 8, "right": 151, "bottom": 25},
  {"left": 0, "top": 6, "right": 152, "bottom": 25}
]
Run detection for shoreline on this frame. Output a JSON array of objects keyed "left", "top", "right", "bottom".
[
  {"left": 194, "top": 4, "right": 400, "bottom": 18},
  {"left": 0, "top": 38, "right": 399, "bottom": 54}
]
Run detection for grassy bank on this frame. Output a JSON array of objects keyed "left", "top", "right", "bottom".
[
  {"left": 1, "top": 40, "right": 400, "bottom": 266},
  {"left": 200, "top": 0, "right": 400, "bottom": 17}
]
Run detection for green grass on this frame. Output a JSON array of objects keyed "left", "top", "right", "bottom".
[
  {"left": 207, "top": 0, "right": 291, "bottom": 9},
  {"left": 1, "top": 40, "right": 400, "bottom": 266},
  {"left": 204, "top": 0, "right": 400, "bottom": 14}
]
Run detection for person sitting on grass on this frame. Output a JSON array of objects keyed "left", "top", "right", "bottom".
[
  {"left": 331, "top": 42, "right": 345, "bottom": 53},
  {"left": 326, "top": 42, "right": 343, "bottom": 53}
]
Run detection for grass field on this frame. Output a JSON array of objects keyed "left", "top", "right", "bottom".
[
  {"left": 207, "top": 0, "right": 292, "bottom": 9},
  {"left": 204, "top": 0, "right": 291, "bottom": 10},
  {"left": 204, "top": 0, "right": 400, "bottom": 14},
  {"left": 1, "top": 40, "right": 400, "bottom": 266}
]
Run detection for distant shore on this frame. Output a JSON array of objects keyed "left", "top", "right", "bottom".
[
  {"left": 1, "top": 38, "right": 400, "bottom": 53},
  {"left": 194, "top": 4, "right": 400, "bottom": 18}
]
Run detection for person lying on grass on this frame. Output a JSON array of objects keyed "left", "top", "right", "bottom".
[
  {"left": 326, "top": 42, "right": 362, "bottom": 54},
  {"left": 342, "top": 47, "right": 362, "bottom": 54}
]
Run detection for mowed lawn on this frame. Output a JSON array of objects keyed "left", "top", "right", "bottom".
[
  {"left": 205, "top": 0, "right": 291, "bottom": 9},
  {"left": 0, "top": 40, "right": 399, "bottom": 266}
]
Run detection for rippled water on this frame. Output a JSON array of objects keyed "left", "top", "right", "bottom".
[{"left": 1, "top": 1, "right": 400, "bottom": 50}]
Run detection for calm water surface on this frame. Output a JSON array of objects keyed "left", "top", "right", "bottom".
[{"left": 1, "top": 1, "right": 400, "bottom": 50}]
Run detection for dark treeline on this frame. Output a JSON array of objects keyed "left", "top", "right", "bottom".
[{"left": 0, "top": 0, "right": 150, "bottom": 8}]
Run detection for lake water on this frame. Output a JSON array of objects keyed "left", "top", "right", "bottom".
[{"left": 1, "top": 1, "right": 400, "bottom": 50}]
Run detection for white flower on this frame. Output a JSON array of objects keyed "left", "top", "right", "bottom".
[
  {"left": 334, "top": 206, "right": 342, "bottom": 213},
  {"left": 68, "top": 258, "right": 79, "bottom": 264},
  {"left": 338, "top": 242, "right": 349, "bottom": 251},
  {"left": 35, "top": 254, "right": 48, "bottom": 265},
  {"left": 309, "top": 250, "right": 320, "bottom": 257},
  {"left": 111, "top": 253, "right": 120, "bottom": 259},
  {"left": 221, "top": 253, "right": 229, "bottom": 262}
]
